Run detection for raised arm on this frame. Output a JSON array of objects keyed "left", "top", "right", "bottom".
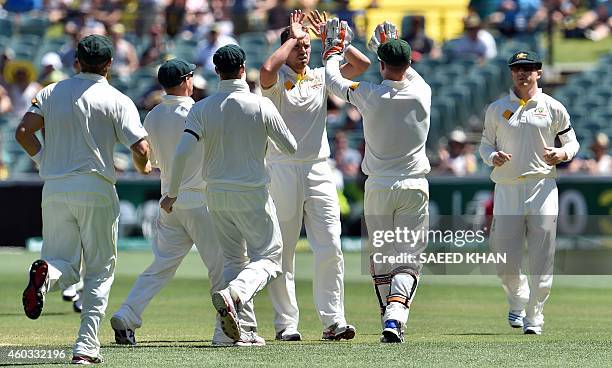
[
  {"left": 307, "top": 10, "right": 370, "bottom": 79},
  {"left": 260, "top": 10, "right": 307, "bottom": 89},
  {"left": 325, "top": 54, "right": 358, "bottom": 103},
  {"left": 341, "top": 46, "right": 371, "bottom": 79}
]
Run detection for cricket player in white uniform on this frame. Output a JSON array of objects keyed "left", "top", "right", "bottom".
[
  {"left": 323, "top": 20, "right": 431, "bottom": 343},
  {"left": 479, "top": 50, "right": 579, "bottom": 335},
  {"left": 161, "top": 45, "right": 297, "bottom": 344},
  {"left": 259, "top": 10, "right": 370, "bottom": 341},
  {"left": 17, "top": 35, "right": 150, "bottom": 364},
  {"left": 110, "top": 58, "right": 243, "bottom": 345}
]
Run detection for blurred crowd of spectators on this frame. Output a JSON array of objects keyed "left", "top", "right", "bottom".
[{"left": 0, "top": 0, "right": 610, "bottom": 184}]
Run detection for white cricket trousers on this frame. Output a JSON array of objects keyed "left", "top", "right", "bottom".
[
  {"left": 267, "top": 160, "right": 345, "bottom": 331},
  {"left": 41, "top": 174, "right": 119, "bottom": 358},
  {"left": 113, "top": 203, "right": 225, "bottom": 332},
  {"left": 491, "top": 177, "right": 558, "bottom": 328},
  {"left": 206, "top": 187, "right": 283, "bottom": 308},
  {"left": 364, "top": 178, "right": 429, "bottom": 328}
]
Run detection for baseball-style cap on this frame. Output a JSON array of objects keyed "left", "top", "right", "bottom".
[
  {"left": 158, "top": 58, "right": 196, "bottom": 88},
  {"left": 213, "top": 44, "right": 246, "bottom": 73},
  {"left": 77, "top": 34, "right": 114, "bottom": 65},
  {"left": 377, "top": 39, "right": 412, "bottom": 66},
  {"left": 507, "top": 50, "right": 542, "bottom": 68}
]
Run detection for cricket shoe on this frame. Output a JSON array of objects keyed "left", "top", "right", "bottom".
[
  {"left": 322, "top": 322, "right": 356, "bottom": 341},
  {"left": 23, "top": 259, "right": 49, "bottom": 319},
  {"left": 73, "top": 295, "right": 83, "bottom": 314},
  {"left": 63, "top": 289, "right": 83, "bottom": 313},
  {"left": 212, "top": 288, "right": 241, "bottom": 341},
  {"left": 523, "top": 323, "right": 542, "bottom": 335},
  {"left": 275, "top": 327, "right": 302, "bottom": 341},
  {"left": 235, "top": 331, "right": 266, "bottom": 347},
  {"left": 380, "top": 320, "right": 404, "bottom": 343},
  {"left": 508, "top": 310, "right": 525, "bottom": 328},
  {"left": 71, "top": 354, "right": 103, "bottom": 365},
  {"left": 62, "top": 287, "right": 79, "bottom": 302},
  {"left": 212, "top": 330, "right": 266, "bottom": 347},
  {"left": 110, "top": 316, "right": 137, "bottom": 346}
]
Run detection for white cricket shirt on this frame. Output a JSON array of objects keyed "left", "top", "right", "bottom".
[
  {"left": 479, "top": 88, "right": 580, "bottom": 184},
  {"left": 261, "top": 65, "right": 330, "bottom": 163},
  {"left": 28, "top": 73, "right": 147, "bottom": 184},
  {"left": 325, "top": 57, "right": 431, "bottom": 180},
  {"left": 144, "top": 94, "right": 206, "bottom": 208},
  {"left": 184, "top": 79, "right": 296, "bottom": 191}
]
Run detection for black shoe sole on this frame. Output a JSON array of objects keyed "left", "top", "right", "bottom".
[
  {"left": 381, "top": 330, "right": 403, "bottom": 343},
  {"left": 110, "top": 317, "right": 137, "bottom": 345},
  {"left": 23, "top": 260, "right": 48, "bottom": 320}
]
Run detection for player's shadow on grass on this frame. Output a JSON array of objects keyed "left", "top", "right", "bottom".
[
  {"left": 0, "top": 362, "right": 67, "bottom": 366},
  {"left": 0, "top": 312, "right": 72, "bottom": 317},
  {"left": 443, "top": 333, "right": 504, "bottom": 336}
]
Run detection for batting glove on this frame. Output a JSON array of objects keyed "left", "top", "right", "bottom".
[
  {"left": 367, "top": 21, "right": 399, "bottom": 52},
  {"left": 321, "top": 18, "right": 353, "bottom": 61}
]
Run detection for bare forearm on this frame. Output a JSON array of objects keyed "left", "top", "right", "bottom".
[
  {"left": 15, "top": 129, "right": 42, "bottom": 156},
  {"left": 132, "top": 151, "right": 151, "bottom": 174},
  {"left": 131, "top": 138, "right": 151, "bottom": 174},
  {"left": 15, "top": 112, "right": 44, "bottom": 157},
  {"left": 341, "top": 46, "right": 371, "bottom": 79},
  {"left": 260, "top": 39, "right": 297, "bottom": 88}
]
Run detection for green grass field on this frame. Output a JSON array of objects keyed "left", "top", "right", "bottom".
[{"left": 1, "top": 249, "right": 612, "bottom": 367}]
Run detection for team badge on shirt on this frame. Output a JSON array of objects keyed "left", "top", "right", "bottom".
[
  {"left": 502, "top": 109, "right": 513, "bottom": 120},
  {"left": 533, "top": 106, "right": 548, "bottom": 117}
]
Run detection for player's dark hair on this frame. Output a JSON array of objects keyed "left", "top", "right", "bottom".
[
  {"left": 382, "top": 60, "right": 411, "bottom": 73},
  {"left": 218, "top": 65, "right": 244, "bottom": 80},
  {"left": 78, "top": 58, "right": 111, "bottom": 76}
]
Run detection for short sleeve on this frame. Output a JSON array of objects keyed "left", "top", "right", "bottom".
[
  {"left": 142, "top": 114, "right": 159, "bottom": 167},
  {"left": 114, "top": 94, "right": 148, "bottom": 147},
  {"left": 184, "top": 105, "right": 204, "bottom": 140},
  {"left": 553, "top": 102, "right": 572, "bottom": 136},
  {"left": 345, "top": 81, "right": 372, "bottom": 111},
  {"left": 261, "top": 72, "right": 282, "bottom": 107},
  {"left": 27, "top": 84, "right": 55, "bottom": 116}
]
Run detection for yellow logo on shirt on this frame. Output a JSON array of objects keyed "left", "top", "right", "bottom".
[
  {"left": 349, "top": 82, "right": 360, "bottom": 91},
  {"left": 284, "top": 81, "right": 295, "bottom": 90},
  {"left": 503, "top": 110, "right": 513, "bottom": 120}
]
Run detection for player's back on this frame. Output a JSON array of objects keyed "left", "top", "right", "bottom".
[
  {"left": 36, "top": 73, "right": 141, "bottom": 184},
  {"left": 354, "top": 69, "right": 432, "bottom": 178},
  {"left": 145, "top": 96, "right": 204, "bottom": 194},
  {"left": 189, "top": 80, "right": 273, "bottom": 191}
]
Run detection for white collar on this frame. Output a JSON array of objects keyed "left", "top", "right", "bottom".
[
  {"left": 218, "top": 79, "right": 250, "bottom": 92},
  {"left": 509, "top": 88, "right": 543, "bottom": 104},
  {"left": 161, "top": 94, "right": 194, "bottom": 104},
  {"left": 281, "top": 64, "right": 313, "bottom": 81},
  {"left": 74, "top": 73, "right": 108, "bottom": 83},
  {"left": 382, "top": 78, "right": 410, "bottom": 89}
]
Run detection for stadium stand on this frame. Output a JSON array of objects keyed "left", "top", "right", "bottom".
[{"left": 0, "top": 1, "right": 610, "bottom": 180}]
